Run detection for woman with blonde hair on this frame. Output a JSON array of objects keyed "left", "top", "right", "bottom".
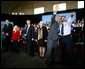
[
  {"left": 37, "top": 21, "right": 48, "bottom": 58},
  {"left": 11, "top": 25, "right": 20, "bottom": 52}
]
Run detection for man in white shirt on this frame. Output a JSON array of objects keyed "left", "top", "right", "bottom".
[{"left": 58, "top": 13, "right": 75, "bottom": 65}]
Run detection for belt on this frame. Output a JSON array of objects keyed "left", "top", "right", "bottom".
[{"left": 59, "top": 34, "right": 71, "bottom": 37}]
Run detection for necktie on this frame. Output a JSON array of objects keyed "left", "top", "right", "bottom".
[
  {"left": 61, "top": 24, "right": 64, "bottom": 35},
  {"left": 26, "top": 25, "right": 29, "bottom": 35}
]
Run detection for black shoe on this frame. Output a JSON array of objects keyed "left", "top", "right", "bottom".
[
  {"left": 56, "top": 61, "right": 63, "bottom": 64},
  {"left": 45, "top": 60, "right": 49, "bottom": 64},
  {"left": 45, "top": 60, "right": 53, "bottom": 65},
  {"left": 46, "top": 61, "right": 55, "bottom": 67},
  {"left": 40, "top": 56, "right": 45, "bottom": 59}
]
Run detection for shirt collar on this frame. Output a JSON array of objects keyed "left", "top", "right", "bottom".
[{"left": 28, "top": 24, "right": 30, "bottom": 27}]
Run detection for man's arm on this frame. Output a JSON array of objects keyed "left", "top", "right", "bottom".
[
  {"left": 31, "top": 26, "right": 35, "bottom": 41},
  {"left": 67, "top": 12, "right": 75, "bottom": 25},
  {"left": 67, "top": 17, "right": 75, "bottom": 25}
]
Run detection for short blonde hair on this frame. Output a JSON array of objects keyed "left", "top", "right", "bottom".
[{"left": 13, "top": 25, "right": 18, "bottom": 31}]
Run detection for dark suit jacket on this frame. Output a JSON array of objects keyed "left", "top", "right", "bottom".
[
  {"left": 22, "top": 27, "right": 26, "bottom": 35},
  {"left": 35, "top": 26, "right": 48, "bottom": 40},
  {"left": 3, "top": 23, "right": 13, "bottom": 37},
  {"left": 48, "top": 16, "right": 59, "bottom": 40},
  {"left": 34, "top": 28, "right": 38, "bottom": 39},
  {"left": 26, "top": 25, "right": 35, "bottom": 41},
  {"left": 42, "top": 26, "right": 48, "bottom": 40},
  {"left": 21, "top": 27, "right": 27, "bottom": 40},
  {"left": 36, "top": 26, "right": 48, "bottom": 40}
]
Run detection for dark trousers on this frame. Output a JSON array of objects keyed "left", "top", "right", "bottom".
[
  {"left": 46, "top": 39, "right": 58, "bottom": 63},
  {"left": 33, "top": 41, "right": 38, "bottom": 53},
  {"left": 12, "top": 40, "right": 20, "bottom": 52},
  {"left": 59, "top": 35, "right": 73, "bottom": 65},
  {"left": 4, "top": 36, "right": 11, "bottom": 51},
  {"left": 26, "top": 39, "right": 34, "bottom": 56}
]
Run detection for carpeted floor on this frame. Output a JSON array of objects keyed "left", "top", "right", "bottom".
[{"left": 1, "top": 46, "right": 84, "bottom": 68}]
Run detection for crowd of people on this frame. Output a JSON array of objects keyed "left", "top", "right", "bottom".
[
  {"left": 73, "top": 18, "right": 84, "bottom": 28},
  {"left": 1, "top": 12, "right": 84, "bottom": 66}
]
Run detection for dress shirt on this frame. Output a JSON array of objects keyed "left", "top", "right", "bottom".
[
  {"left": 58, "top": 17, "right": 74, "bottom": 36},
  {"left": 26, "top": 25, "right": 30, "bottom": 36}
]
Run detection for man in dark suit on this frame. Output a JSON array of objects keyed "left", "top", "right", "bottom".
[
  {"left": 25, "top": 20, "right": 35, "bottom": 57},
  {"left": 45, "top": 15, "right": 59, "bottom": 64},
  {"left": 3, "top": 19, "right": 13, "bottom": 51}
]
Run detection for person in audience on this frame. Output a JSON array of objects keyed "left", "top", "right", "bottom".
[
  {"left": 11, "top": 25, "right": 20, "bottom": 52},
  {"left": 3, "top": 19, "right": 13, "bottom": 51},
  {"left": 77, "top": 20, "right": 81, "bottom": 27},
  {"left": 80, "top": 18, "right": 84, "bottom": 29},
  {"left": 37, "top": 21, "right": 48, "bottom": 58},
  {"left": 33, "top": 24, "right": 38, "bottom": 54},
  {"left": 1, "top": 29, "right": 5, "bottom": 51},
  {"left": 21, "top": 24, "right": 27, "bottom": 42},
  {"left": 25, "top": 20, "right": 35, "bottom": 57},
  {"left": 80, "top": 18, "right": 84, "bottom": 42}
]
